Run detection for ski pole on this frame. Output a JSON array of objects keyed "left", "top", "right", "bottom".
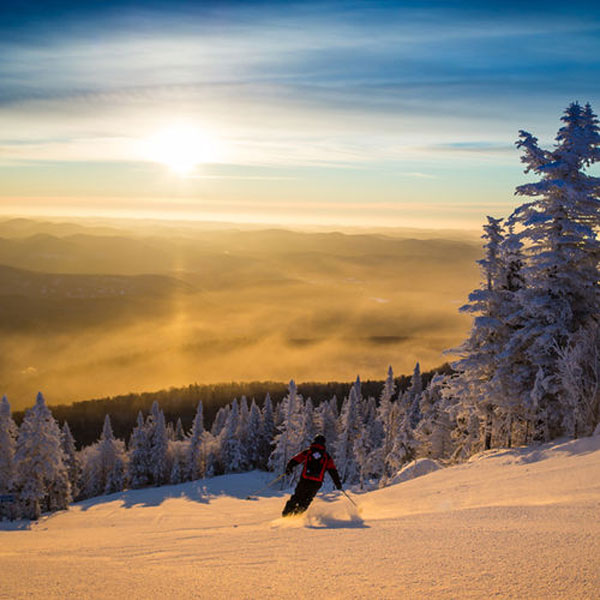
[
  {"left": 245, "top": 473, "right": 286, "bottom": 499},
  {"left": 341, "top": 489, "right": 358, "bottom": 508}
]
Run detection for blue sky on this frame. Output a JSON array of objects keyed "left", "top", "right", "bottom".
[{"left": 0, "top": 0, "right": 598, "bottom": 228}]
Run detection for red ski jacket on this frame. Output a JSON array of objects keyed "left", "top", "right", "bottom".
[{"left": 286, "top": 443, "right": 342, "bottom": 488}]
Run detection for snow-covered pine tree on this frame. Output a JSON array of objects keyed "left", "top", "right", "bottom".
[
  {"left": 0, "top": 396, "right": 17, "bottom": 519},
  {"left": 257, "top": 393, "right": 275, "bottom": 469},
  {"left": 61, "top": 422, "right": 81, "bottom": 500},
  {"left": 128, "top": 411, "right": 150, "bottom": 488},
  {"left": 269, "top": 380, "right": 303, "bottom": 484},
  {"left": 145, "top": 401, "right": 168, "bottom": 486},
  {"left": 448, "top": 217, "right": 507, "bottom": 450},
  {"left": 166, "top": 421, "right": 175, "bottom": 442},
  {"left": 415, "top": 374, "right": 453, "bottom": 460},
  {"left": 235, "top": 397, "right": 250, "bottom": 470},
  {"left": 406, "top": 363, "right": 423, "bottom": 429},
  {"left": 97, "top": 415, "right": 126, "bottom": 495},
  {"left": 376, "top": 367, "right": 396, "bottom": 485},
  {"left": 354, "top": 394, "right": 382, "bottom": 489},
  {"left": 188, "top": 401, "right": 205, "bottom": 480},
  {"left": 168, "top": 440, "right": 187, "bottom": 485},
  {"left": 202, "top": 431, "right": 219, "bottom": 477},
  {"left": 353, "top": 420, "right": 374, "bottom": 490},
  {"left": 335, "top": 377, "right": 363, "bottom": 484},
  {"left": 220, "top": 398, "right": 245, "bottom": 473},
  {"left": 175, "top": 417, "right": 186, "bottom": 441},
  {"left": 318, "top": 396, "right": 339, "bottom": 450},
  {"left": 13, "top": 392, "right": 71, "bottom": 519},
  {"left": 449, "top": 401, "right": 482, "bottom": 462},
  {"left": 0, "top": 396, "right": 17, "bottom": 494},
  {"left": 211, "top": 405, "right": 230, "bottom": 437},
  {"left": 299, "top": 397, "right": 316, "bottom": 450},
  {"left": 329, "top": 395, "right": 339, "bottom": 420},
  {"left": 505, "top": 102, "right": 600, "bottom": 441},
  {"left": 556, "top": 324, "right": 600, "bottom": 437},
  {"left": 246, "top": 399, "right": 262, "bottom": 469}
]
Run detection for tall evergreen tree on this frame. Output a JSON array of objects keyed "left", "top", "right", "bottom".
[
  {"left": 14, "top": 392, "right": 71, "bottom": 519},
  {"left": 0, "top": 396, "right": 17, "bottom": 495},
  {"left": 0, "top": 396, "right": 17, "bottom": 519},
  {"left": 97, "top": 415, "right": 126, "bottom": 495},
  {"left": 220, "top": 399, "right": 245, "bottom": 472},
  {"left": 269, "top": 380, "right": 303, "bottom": 483},
  {"left": 406, "top": 363, "right": 423, "bottom": 429},
  {"left": 61, "top": 422, "right": 81, "bottom": 500},
  {"left": 257, "top": 393, "right": 275, "bottom": 469},
  {"left": 188, "top": 401, "right": 205, "bottom": 480},
  {"left": 128, "top": 411, "right": 150, "bottom": 488},
  {"left": 506, "top": 102, "right": 600, "bottom": 440},
  {"left": 318, "top": 397, "right": 339, "bottom": 451},
  {"left": 175, "top": 417, "right": 186, "bottom": 441},
  {"left": 335, "top": 377, "right": 362, "bottom": 484},
  {"left": 149, "top": 408, "right": 169, "bottom": 486},
  {"left": 246, "top": 399, "right": 262, "bottom": 468}
]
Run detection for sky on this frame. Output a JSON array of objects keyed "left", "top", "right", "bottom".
[{"left": 1, "top": 0, "right": 599, "bottom": 230}]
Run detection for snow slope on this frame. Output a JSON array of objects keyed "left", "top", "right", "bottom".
[{"left": 2, "top": 436, "right": 600, "bottom": 599}]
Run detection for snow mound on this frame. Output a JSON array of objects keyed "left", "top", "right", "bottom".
[{"left": 389, "top": 458, "right": 443, "bottom": 485}]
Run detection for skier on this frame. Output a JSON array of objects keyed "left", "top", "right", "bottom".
[{"left": 282, "top": 434, "right": 342, "bottom": 516}]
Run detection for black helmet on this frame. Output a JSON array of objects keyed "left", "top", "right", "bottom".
[{"left": 313, "top": 434, "right": 326, "bottom": 446}]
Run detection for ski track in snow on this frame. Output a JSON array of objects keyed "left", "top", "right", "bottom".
[{"left": 2, "top": 437, "right": 600, "bottom": 599}]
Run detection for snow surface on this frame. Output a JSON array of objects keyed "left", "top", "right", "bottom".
[
  {"left": 389, "top": 457, "right": 443, "bottom": 484},
  {"left": 2, "top": 436, "right": 600, "bottom": 599}
]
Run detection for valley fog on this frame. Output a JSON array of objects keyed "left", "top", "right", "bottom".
[{"left": 0, "top": 218, "right": 480, "bottom": 409}]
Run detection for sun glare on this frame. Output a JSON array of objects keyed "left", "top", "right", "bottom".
[{"left": 144, "top": 124, "right": 220, "bottom": 175}]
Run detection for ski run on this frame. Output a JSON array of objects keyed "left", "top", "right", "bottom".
[{"left": 2, "top": 434, "right": 599, "bottom": 599}]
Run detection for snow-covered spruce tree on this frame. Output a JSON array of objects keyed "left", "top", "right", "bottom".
[
  {"left": 447, "top": 217, "right": 508, "bottom": 450},
  {"left": 505, "top": 102, "right": 600, "bottom": 441},
  {"left": 353, "top": 421, "right": 374, "bottom": 490},
  {"left": 256, "top": 393, "right": 275, "bottom": 469},
  {"left": 13, "top": 392, "right": 71, "bottom": 520},
  {"left": 335, "top": 377, "right": 363, "bottom": 484},
  {"left": 406, "top": 363, "right": 423, "bottom": 429},
  {"left": 317, "top": 396, "right": 339, "bottom": 450},
  {"left": 61, "top": 422, "right": 81, "bottom": 500},
  {"left": 376, "top": 366, "right": 397, "bottom": 486},
  {"left": 354, "top": 397, "right": 383, "bottom": 489},
  {"left": 415, "top": 374, "right": 453, "bottom": 461},
  {"left": 556, "top": 324, "right": 600, "bottom": 437},
  {"left": 188, "top": 400, "right": 205, "bottom": 480},
  {"left": 175, "top": 417, "right": 186, "bottom": 441},
  {"left": 0, "top": 396, "right": 17, "bottom": 519},
  {"left": 168, "top": 440, "right": 187, "bottom": 485},
  {"left": 299, "top": 397, "right": 316, "bottom": 450},
  {"left": 0, "top": 396, "right": 17, "bottom": 493},
  {"left": 147, "top": 401, "right": 168, "bottom": 486},
  {"left": 384, "top": 400, "right": 416, "bottom": 478},
  {"left": 127, "top": 411, "right": 151, "bottom": 488},
  {"left": 269, "top": 380, "right": 303, "bottom": 484},
  {"left": 237, "top": 396, "right": 250, "bottom": 450},
  {"left": 211, "top": 405, "right": 230, "bottom": 437},
  {"left": 245, "top": 399, "right": 262, "bottom": 469},
  {"left": 220, "top": 398, "right": 245, "bottom": 473},
  {"left": 97, "top": 415, "right": 126, "bottom": 495}
]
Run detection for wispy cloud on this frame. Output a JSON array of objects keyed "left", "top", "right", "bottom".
[{"left": 0, "top": 1, "right": 598, "bottom": 223}]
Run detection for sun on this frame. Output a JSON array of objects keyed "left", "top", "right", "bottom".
[{"left": 144, "top": 124, "right": 219, "bottom": 175}]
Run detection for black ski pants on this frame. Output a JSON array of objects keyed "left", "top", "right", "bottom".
[{"left": 282, "top": 477, "right": 322, "bottom": 516}]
